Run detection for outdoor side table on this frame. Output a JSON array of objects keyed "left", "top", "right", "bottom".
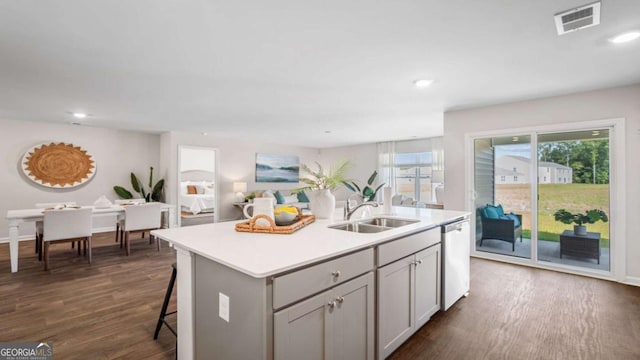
[{"left": 559, "top": 230, "right": 600, "bottom": 264}]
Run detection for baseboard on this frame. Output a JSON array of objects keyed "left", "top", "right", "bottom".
[
  {"left": 623, "top": 276, "right": 640, "bottom": 287},
  {"left": 0, "top": 226, "right": 117, "bottom": 244}
]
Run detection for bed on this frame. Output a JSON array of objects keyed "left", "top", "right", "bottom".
[{"left": 180, "top": 180, "right": 215, "bottom": 215}]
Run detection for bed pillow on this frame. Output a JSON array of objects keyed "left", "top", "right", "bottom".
[
  {"left": 274, "top": 190, "right": 286, "bottom": 204},
  {"left": 187, "top": 185, "right": 197, "bottom": 195}
]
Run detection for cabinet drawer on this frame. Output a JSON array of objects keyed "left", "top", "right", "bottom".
[
  {"left": 273, "top": 248, "right": 374, "bottom": 309},
  {"left": 377, "top": 227, "right": 440, "bottom": 267}
]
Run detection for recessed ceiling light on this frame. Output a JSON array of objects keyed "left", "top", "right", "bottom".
[
  {"left": 324, "top": 130, "right": 332, "bottom": 134},
  {"left": 413, "top": 79, "right": 434, "bottom": 88},
  {"left": 72, "top": 112, "right": 88, "bottom": 119},
  {"left": 201, "top": 132, "right": 208, "bottom": 136},
  {"left": 610, "top": 31, "right": 640, "bottom": 44}
]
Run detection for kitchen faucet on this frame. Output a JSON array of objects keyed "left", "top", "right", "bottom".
[{"left": 344, "top": 195, "right": 379, "bottom": 220}]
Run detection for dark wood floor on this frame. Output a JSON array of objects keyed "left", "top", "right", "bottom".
[
  {"left": 0, "top": 232, "right": 177, "bottom": 359},
  {"left": 2, "top": 234, "right": 639, "bottom": 359},
  {"left": 390, "top": 258, "right": 640, "bottom": 360}
]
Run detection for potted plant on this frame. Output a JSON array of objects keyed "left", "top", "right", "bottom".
[
  {"left": 114, "top": 166, "right": 165, "bottom": 202},
  {"left": 293, "top": 160, "right": 351, "bottom": 219},
  {"left": 342, "top": 170, "right": 385, "bottom": 202},
  {"left": 553, "top": 208, "right": 608, "bottom": 236}
]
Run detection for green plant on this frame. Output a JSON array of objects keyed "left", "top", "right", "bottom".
[
  {"left": 245, "top": 193, "right": 256, "bottom": 201},
  {"left": 293, "top": 160, "right": 351, "bottom": 192},
  {"left": 342, "top": 170, "right": 385, "bottom": 202},
  {"left": 113, "top": 166, "right": 165, "bottom": 202},
  {"left": 553, "top": 208, "right": 608, "bottom": 226}
]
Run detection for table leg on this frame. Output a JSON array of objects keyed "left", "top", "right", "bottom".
[{"left": 8, "top": 222, "right": 20, "bottom": 273}]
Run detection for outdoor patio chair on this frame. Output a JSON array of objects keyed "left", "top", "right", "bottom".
[{"left": 479, "top": 204, "right": 522, "bottom": 251}]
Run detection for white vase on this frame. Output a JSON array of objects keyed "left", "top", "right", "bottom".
[{"left": 311, "top": 189, "right": 335, "bottom": 219}]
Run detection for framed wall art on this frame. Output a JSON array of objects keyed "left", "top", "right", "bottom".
[{"left": 255, "top": 153, "right": 299, "bottom": 183}]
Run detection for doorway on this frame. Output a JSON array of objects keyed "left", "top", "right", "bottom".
[{"left": 178, "top": 146, "right": 219, "bottom": 226}]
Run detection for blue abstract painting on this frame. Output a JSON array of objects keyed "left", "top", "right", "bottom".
[{"left": 255, "top": 153, "right": 300, "bottom": 183}]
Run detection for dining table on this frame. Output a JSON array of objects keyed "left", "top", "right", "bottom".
[{"left": 5, "top": 203, "right": 175, "bottom": 273}]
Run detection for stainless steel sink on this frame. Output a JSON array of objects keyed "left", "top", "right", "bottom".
[
  {"left": 358, "top": 217, "right": 420, "bottom": 228},
  {"left": 328, "top": 223, "right": 392, "bottom": 233},
  {"left": 328, "top": 217, "right": 420, "bottom": 233}
]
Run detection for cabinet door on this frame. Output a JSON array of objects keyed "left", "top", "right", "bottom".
[
  {"left": 329, "top": 272, "right": 374, "bottom": 360},
  {"left": 274, "top": 290, "right": 329, "bottom": 360},
  {"left": 414, "top": 244, "right": 441, "bottom": 329},
  {"left": 377, "top": 255, "right": 415, "bottom": 360}
]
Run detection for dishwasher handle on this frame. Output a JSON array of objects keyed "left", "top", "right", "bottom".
[{"left": 443, "top": 220, "right": 468, "bottom": 233}]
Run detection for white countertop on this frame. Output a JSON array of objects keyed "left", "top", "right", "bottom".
[{"left": 151, "top": 206, "right": 469, "bottom": 278}]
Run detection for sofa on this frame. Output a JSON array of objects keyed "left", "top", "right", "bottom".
[
  {"left": 479, "top": 204, "right": 522, "bottom": 251},
  {"left": 249, "top": 189, "right": 311, "bottom": 210}
]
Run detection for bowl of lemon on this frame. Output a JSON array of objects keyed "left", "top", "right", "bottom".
[{"left": 274, "top": 206, "right": 300, "bottom": 226}]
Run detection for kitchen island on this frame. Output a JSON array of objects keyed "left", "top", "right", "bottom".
[{"left": 152, "top": 206, "right": 469, "bottom": 360}]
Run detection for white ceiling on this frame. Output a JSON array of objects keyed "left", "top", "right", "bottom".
[{"left": 1, "top": 1, "right": 639, "bottom": 148}]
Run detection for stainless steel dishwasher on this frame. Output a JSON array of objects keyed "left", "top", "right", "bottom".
[{"left": 441, "top": 217, "right": 470, "bottom": 310}]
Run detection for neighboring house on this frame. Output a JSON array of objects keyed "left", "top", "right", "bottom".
[{"left": 495, "top": 155, "right": 572, "bottom": 185}]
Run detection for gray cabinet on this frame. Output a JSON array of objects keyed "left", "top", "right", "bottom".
[
  {"left": 377, "top": 243, "right": 441, "bottom": 359},
  {"left": 274, "top": 272, "right": 375, "bottom": 360},
  {"left": 414, "top": 245, "right": 441, "bottom": 329}
]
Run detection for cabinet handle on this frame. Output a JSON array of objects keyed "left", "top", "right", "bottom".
[
  {"left": 328, "top": 301, "right": 336, "bottom": 308},
  {"left": 413, "top": 259, "right": 423, "bottom": 266},
  {"left": 331, "top": 270, "right": 341, "bottom": 278},
  {"left": 336, "top": 296, "right": 344, "bottom": 303}
]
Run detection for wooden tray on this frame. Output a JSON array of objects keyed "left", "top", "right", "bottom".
[{"left": 235, "top": 214, "right": 316, "bottom": 234}]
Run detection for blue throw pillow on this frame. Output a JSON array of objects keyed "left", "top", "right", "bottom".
[
  {"left": 297, "top": 191, "right": 310, "bottom": 203},
  {"left": 484, "top": 206, "right": 499, "bottom": 219},
  {"left": 487, "top": 204, "right": 505, "bottom": 217},
  {"left": 505, "top": 213, "right": 520, "bottom": 227},
  {"left": 274, "top": 190, "right": 286, "bottom": 204}
]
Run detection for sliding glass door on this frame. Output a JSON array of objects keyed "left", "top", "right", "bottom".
[
  {"left": 536, "top": 129, "right": 610, "bottom": 271},
  {"left": 471, "top": 124, "right": 615, "bottom": 275},
  {"left": 474, "top": 135, "right": 532, "bottom": 259}
]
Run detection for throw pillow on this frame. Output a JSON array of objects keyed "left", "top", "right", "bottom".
[
  {"left": 187, "top": 185, "right": 197, "bottom": 195},
  {"left": 483, "top": 205, "right": 499, "bottom": 219},
  {"left": 274, "top": 190, "right": 286, "bottom": 204},
  {"left": 486, "top": 204, "right": 505, "bottom": 217},
  {"left": 283, "top": 195, "right": 298, "bottom": 204},
  {"left": 297, "top": 191, "right": 310, "bottom": 203},
  {"left": 505, "top": 213, "right": 520, "bottom": 227}
]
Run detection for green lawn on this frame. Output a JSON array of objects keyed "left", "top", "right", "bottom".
[{"left": 496, "top": 183, "right": 610, "bottom": 247}]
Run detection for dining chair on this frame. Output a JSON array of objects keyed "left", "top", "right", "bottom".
[
  {"left": 121, "top": 203, "right": 162, "bottom": 256},
  {"left": 114, "top": 198, "right": 146, "bottom": 244},
  {"left": 42, "top": 207, "right": 93, "bottom": 271},
  {"left": 35, "top": 201, "right": 77, "bottom": 261}
]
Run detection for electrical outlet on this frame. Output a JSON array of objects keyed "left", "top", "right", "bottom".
[{"left": 219, "top": 292, "right": 230, "bottom": 322}]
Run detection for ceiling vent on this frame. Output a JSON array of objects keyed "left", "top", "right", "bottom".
[{"left": 554, "top": 1, "right": 601, "bottom": 35}]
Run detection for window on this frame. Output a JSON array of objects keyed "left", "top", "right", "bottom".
[
  {"left": 395, "top": 152, "right": 432, "bottom": 202},
  {"left": 514, "top": 175, "right": 518, "bottom": 181},
  {"left": 501, "top": 176, "right": 506, "bottom": 182},
  {"left": 378, "top": 137, "right": 443, "bottom": 204}
]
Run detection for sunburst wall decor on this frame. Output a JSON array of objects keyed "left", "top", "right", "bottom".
[{"left": 22, "top": 142, "right": 96, "bottom": 188}]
